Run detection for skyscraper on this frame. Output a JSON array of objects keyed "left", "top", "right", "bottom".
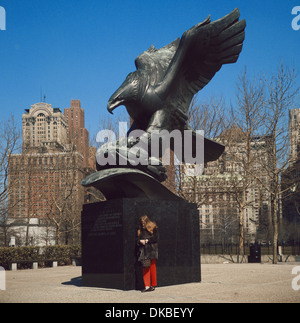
[
  {"left": 22, "top": 102, "right": 68, "bottom": 152},
  {"left": 64, "top": 100, "right": 89, "bottom": 167}
]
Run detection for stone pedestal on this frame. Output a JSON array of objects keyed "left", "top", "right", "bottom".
[{"left": 81, "top": 198, "right": 200, "bottom": 290}]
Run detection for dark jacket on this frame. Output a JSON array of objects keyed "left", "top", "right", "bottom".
[{"left": 137, "top": 228, "right": 159, "bottom": 261}]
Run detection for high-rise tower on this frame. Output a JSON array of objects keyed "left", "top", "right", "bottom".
[
  {"left": 64, "top": 100, "right": 89, "bottom": 167},
  {"left": 22, "top": 102, "right": 68, "bottom": 152}
]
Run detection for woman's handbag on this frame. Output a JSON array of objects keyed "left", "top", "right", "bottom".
[
  {"left": 141, "top": 258, "right": 151, "bottom": 268},
  {"left": 138, "top": 246, "right": 151, "bottom": 268}
]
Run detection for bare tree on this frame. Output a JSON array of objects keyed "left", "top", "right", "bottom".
[
  {"left": 43, "top": 145, "right": 86, "bottom": 245},
  {"left": 222, "top": 69, "right": 266, "bottom": 261},
  {"left": 172, "top": 63, "right": 299, "bottom": 265},
  {"left": 175, "top": 95, "right": 228, "bottom": 201},
  {"left": 0, "top": 116, "right": 21, "bottom": 246},
  {"left": 257, "top": 63, "right": 299, "bottom": 263},
  {"left": 175, "top": 95, "right": 238, "bottom": 246}
]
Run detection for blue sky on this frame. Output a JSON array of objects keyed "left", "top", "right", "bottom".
[{"left": 0, "top": 0, "right": 299, "bottom": 138}]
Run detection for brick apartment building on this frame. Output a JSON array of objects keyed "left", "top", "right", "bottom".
[
  {"left": 181, "top": 128, "right": 273, "bottom": 244},
  {"left": 282, "top": 108, "right": 300, "bottom": 231},
  {"left": 7, "top": 100, "right": 94, "bottom": 246}
]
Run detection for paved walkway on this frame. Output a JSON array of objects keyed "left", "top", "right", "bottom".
[{"left": 1, "top": 263, "right": 299, "bottom": 303}]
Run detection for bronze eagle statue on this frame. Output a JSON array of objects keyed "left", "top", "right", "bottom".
[{"left": 97, "top": 8, "right": 246, "bottom": 182}]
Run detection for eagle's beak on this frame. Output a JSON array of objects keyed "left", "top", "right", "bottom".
[
  {"left": 107, "top": 87, "right": 127, "bottom": 114},
  {"left": 107, "top": 98, "right": 122, "bottom": 115},
  {"left": 107, "top": 75, "right": 135, "bottom": 114},
  {"left": 107, "top": 84, "right": 126, "bottom": 114}
]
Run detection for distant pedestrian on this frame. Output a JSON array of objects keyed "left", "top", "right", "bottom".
[{"left": 137, "top": 215, "right": 158, "bottom": 292}]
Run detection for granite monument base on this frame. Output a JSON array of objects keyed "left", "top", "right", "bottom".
[{"left": 81, "top": 198, "right": 200, "bottom": 290}]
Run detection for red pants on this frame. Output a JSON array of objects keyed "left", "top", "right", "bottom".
[{"left": 142, "top": 259, "right": 157, "bottom": 287}]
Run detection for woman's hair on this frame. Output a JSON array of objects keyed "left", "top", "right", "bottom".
[{"left": 137, "top": 215, "right": 157, "bottom": 237}]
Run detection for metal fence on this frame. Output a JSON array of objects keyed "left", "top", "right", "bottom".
[{"left": 200, "top": 243, "right": 300, "bottom": 256}]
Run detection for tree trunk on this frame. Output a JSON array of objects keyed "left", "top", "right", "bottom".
[
  {"left": 238, "top": 207, "right": 244, "bottom": 263},
  {"left": 272, "top": 195, "right": 278, "bottom": 264}
]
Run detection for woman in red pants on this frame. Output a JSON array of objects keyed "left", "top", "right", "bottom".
[{"left": 137, "top": 215, "right": 159, "bottom": 292}]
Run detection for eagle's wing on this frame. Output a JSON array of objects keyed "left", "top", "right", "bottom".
[
  {"left": 155, "top": 8, "right": 246, "bottom": 111},
  {"left": 134, "top": 39, "right": 180, "bottom": 86}
]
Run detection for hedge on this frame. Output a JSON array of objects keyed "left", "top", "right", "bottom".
[{"left": 0, "top": 245, "right": 81, "bottom": 270}]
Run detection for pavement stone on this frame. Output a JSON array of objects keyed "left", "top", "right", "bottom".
[{"left": 0, "top": 263, "right": 300, "bottom": 303}]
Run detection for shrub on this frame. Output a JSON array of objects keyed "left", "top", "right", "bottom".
[
  {"left": 0, "top": 245, "right": 81, "bottom": 270},
  {"left": 42, "top": 245, "right": 81, "bottom": 266}
]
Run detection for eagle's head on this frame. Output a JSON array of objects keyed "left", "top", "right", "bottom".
[{"left": 107, "top": 72, "right": 139, "bottom": 114}]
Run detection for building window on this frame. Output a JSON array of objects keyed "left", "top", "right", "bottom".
[{"left": 36, "top": 113, "right": 46, "bottom": 143}]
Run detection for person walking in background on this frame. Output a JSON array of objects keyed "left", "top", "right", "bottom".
[{"left": 137, "top": 215, "right": 159, "bottom": 292}]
